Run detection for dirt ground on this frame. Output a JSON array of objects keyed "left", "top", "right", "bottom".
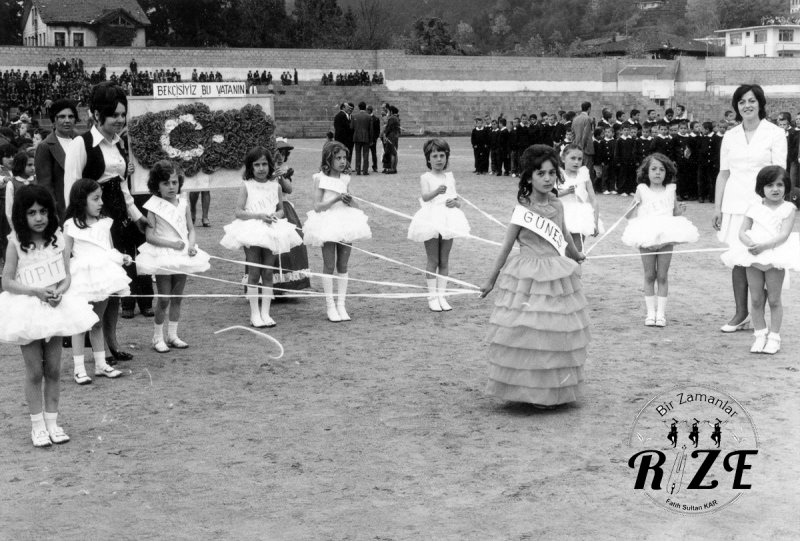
[{"left": 1, "top": 136, "right": 798, "bottom": 540}]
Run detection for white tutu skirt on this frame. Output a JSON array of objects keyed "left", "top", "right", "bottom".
[
  {"left": 136, "top": 243, "right": 212, "bottom": 275},
  {"left": 69, "top": 251, "right": 131, "bottom": 302},
  {"left": 0, "top": 291, "right": 99, "bottom": 345},
  {"left": 721, "top": 231, "right": 800, "bottom": 271},
  {"left": 407, "top": 203, "right": 471, "bottom": 242},
  {"left": 622, "top": 216, "right": 699, "bottom": 249},
  {"left": 220, "top": 218, "right": 303, "bottom": 253},
  {"left": 304, "top": 207, "right": 372, "bottom": 247},
  {"left": 563, "top": 202, "right": 605, "bottom": 236}
]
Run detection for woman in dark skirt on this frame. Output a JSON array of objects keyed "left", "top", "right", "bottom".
[
  {"left": 63, "top": 82, "right": 148, "bottom": 364},
  {"left": 273, "top": 139, "right": 310, "bottom": 293}
]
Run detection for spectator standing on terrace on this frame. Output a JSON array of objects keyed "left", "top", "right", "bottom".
[
  {"left": 130, "top": 58, "right": 138, "bottom": 75},
  {"left": 572, "top": 102, "right": 596, "bottom": 184}
]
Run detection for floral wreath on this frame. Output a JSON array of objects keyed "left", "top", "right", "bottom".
[{"left": 128, "top": 103, "right": 276, "bottom": 177}]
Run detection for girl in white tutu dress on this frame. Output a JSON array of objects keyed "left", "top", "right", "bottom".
[
  {"left": 0, "top": 185, "right": 97, "bottom": 446},
  {"left": 480, "top": 145, "right": 588, "bottom": 407},
  {"left": 137, "top": 160, "right": 210, "bottom": 352},
  {"left": 221, "top": 147, "right": 303, "bottom": 328},
  {"left": 721, "top": 166, "right": 800, "bottom": 354},
  {"left": 407, "top": 138, "right": 470, "bottom": 312},
  {"left": 304, "top": 141, "right": 372, "bottom": 322},
  {"left": 64, "top": 178, "right": 132, "bottom": 384},
  {"left": 622, "top": 153, "right": 699, "bottom": 327},
  {"left": 558, "top": 144, "right": 602, "bottom": 252}
]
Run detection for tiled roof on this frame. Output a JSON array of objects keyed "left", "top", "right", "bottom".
[{"left": 28, "top": 0, "right": 150, "bottom": 26}]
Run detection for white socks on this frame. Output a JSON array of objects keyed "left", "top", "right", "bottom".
[
  {"left": 751, "top": 328, "right": 768, "bottom": 353},
  {"left": 322, "top": 275, "right": 341, "bottom": 322},
  {"left": 426, "top": 278, "right": 442, "bottom": 311},
  {"left": 73, "top": 354, "right": 86, "bottom": 376},
  {"left": 656, "top": 296, "right": 667, "bottom": 319},
  {"left": 154, "top": 323, "right": 165, "bottom": 343},
  {"left": 93, "top": 350, "right": 109, "bottom": 370},
  {"left": 44, "top": 412, "right": 58, "bottom": 433},
  {"left": 167, "top": 321, "right": 179, "bottom": 341},
  {"left": 437, "top": 276, "right": 452, "bottom": 311},
  {"left": 30, "top": 413, "right": 46, "bottom": 433},
  {"left": 336, "top": 273, "right": 350, "bottom": 321},
  {"left": 644, "top": 296, "right": 656, "bottom": 320},
  {"left": 247, "top": 286, "right": 266, "bottom": 327},
  {"left": 260, "top": 287, "right": 275, "bottom": 326}
]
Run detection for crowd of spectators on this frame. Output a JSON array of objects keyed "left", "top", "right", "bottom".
[{"left": 321, "top": 70, "right": 384, "bottom": 86}]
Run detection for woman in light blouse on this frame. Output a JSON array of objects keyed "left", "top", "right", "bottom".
[
  {"left": 712, "top": 84, "right": 787, "bottom": 332},
  {"left": 64, "top": 82, "right": 148, "bottom": 362}
]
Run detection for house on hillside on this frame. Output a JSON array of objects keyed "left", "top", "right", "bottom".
[
  {"left": 21, "top": 0, "right": 150, "bottom": 48},
  {"left": 716, "top": 20, "right": 800, "bottom": 57},
  {"left": 585, "top": 32, "right": 722, "bottom": 59}
]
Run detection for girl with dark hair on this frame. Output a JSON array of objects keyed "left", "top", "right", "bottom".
[
  {"left": 4, "top": 150, "right": 35, "bottom": 232},
  {"left": 221, "top": 147, "right": 302, "bottom": 328},
  {"left": 480, "top": 145, "right": 587, "bottom": 407},
  {"left": 0, "top": 185, "right": 97, "bottom": 447},
  {"left": 137, "top": 160, "right": 210, "bottom": 352},
  {"left": 63, "top": 82, "right": 146, "bottom": 362},
  {"left": 621, "top": 153, "right": 699, "bottom": 327},
  {"left": 713, "top": 84, "right": 787, "bottom": 333},
  {"left": 64, "top": 178, "right": 132, "bottom": 384}
]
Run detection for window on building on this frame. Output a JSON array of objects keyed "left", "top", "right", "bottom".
[
  {"left": 73, "top": 33, "right": 84, "bottom": 47},
  {"left": 54, "top": 32, "right": 65, "bottom": 47},
  {"left": 729, "top": 33, "right": 742, "bottom": 46},
  {"left": 779, "top": 29, "right": 794, "bottom": 42},
  {"left": 779, "top": 51, "right": 795, "bottom": 57},
  {"left": 754, "top": 30, "right": 767, "bottom": 43}
]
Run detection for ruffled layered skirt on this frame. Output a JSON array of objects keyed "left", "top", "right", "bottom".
[
  {"left": 407, "top": 203, "right": 471, "bottom": 242},
  {"left": 220, "top": 218, "right": 303, "bottom": 253},
  {"left": 486, "top": 253, "right": 589, "bottom": 405},
  {"left": 563, "top": 201, "right": 604, "bottom": 237},
  {"left": 69, "top": 251, "right": 131, "bottom": 302},
  {"left": 136, "top": 243, "right": 211, "bottom": 275},
  {"left": 304, "top": 207, "right": 372, "bottom": 247},
  {"left": 621, "top": 216, "right": 699, "bottom": 249},
  {"left": 0, "top": 292, "right": 99, "bottom": 345}
]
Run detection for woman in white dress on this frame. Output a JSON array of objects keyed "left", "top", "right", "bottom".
[{"left": 712, "top": 84, "right": 787, "bottom": 333}]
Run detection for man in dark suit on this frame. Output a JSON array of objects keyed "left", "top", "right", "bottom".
[
  {"left": 333, "top": 102, "right": 353, "bottom": 161},
  {"left": 350, "top": 101, "right": 373, "bottom": 175},
  {"left": 34, "top": 98, "right": 76, "bottom": 221},
  {"left": 367, "top": 105, "right": 380, "bottom": 172},
  {"left": 572, "top": 101, "right": 596, "bottom": 183}
]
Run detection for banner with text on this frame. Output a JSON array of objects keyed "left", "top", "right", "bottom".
[{"left": 153, "top": 82, "right": 248, "bottom": 99}]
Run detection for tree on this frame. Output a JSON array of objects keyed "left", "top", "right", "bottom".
[
  {"left": 684, "top": 0, "right": 720, "bottom": 37},
  {"left": 351, "top": 0, "right": 393, "bottom": 49},
  {"left": 138, "top": 0, "right": 234, "bottom": 46},
  {"left": 291, "top": 0, "right": 346, "bottom": 48},
  {"left": 0, "top": 0, "right": 22, "bottom": 45},
  {"left": 407, "top": 17, "right": 460, "bottom": 55},
  {"left": 232, "top": 0, "right": 291, "bottom": 48},
  {"left": 717, "top": 0, "right": 786, "bottom": 28}
]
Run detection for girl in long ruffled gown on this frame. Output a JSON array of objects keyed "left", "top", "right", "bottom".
[
  {"left": 721, "top": 166, "right": 800, "bottom": 354},
  {"left": 407, "top": 138, "right": 470, "bottom": 312},
  {"left": 221, "top": 147, "right": 302, "bottom": 328},
  {"left": 0, "top": 185, "right": 98, "bottom": 446},
  {"left": 480, "top": 145, "right": 588, "bottom": 407},
  {"left": 621, "top": 153, "right": 699, "bottom": 327},
  {"left": 304, "top": 141, "right": 372, "bottom": 322},
  {"left": 136, "top": 160, "right": 210, "bottom": 352},
  {"left": 64, "top": 178, "right": 132, "bottom": 384}
]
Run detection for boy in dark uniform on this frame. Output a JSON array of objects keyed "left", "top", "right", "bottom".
[
  {"left": 471, "top": 117, "right": 490, "bottom": 174},
  {"left": 635, "top": 124, "right": 653, "bottom": 166},
  {"left": 778, "top": 112, "right": 799, "bottom": 186},
  {"left": 696, "top": 121, "right": 717, "bottom": 203},
  {"left": 497, "top": 118, "right": 511, "bottom": 176},
  {"left": 488, "top": 119, "right": 500, "bottom": 175},
  {"left": 597, "top": 126, "right": 616, "bottom": 194},
  {"left": 614, "top": 124, "right": 637, "bottom": 196},
  {"left": 673, "top": 121, "right": 693, "bottom": 200},
  {"left": 650, "top": 122, "right": 673, "bottom": 160}
]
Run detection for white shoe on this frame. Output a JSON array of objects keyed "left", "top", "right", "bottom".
[
  {"left": 337, "top": 303, "right": 351, "bottom": 321},
  {"left": 721, "top": 316, "right": 750, "bottom": 333},
  {"left": 645, "top": 313, "right": 656, "bottom": 326},
  {"left": 262, "top": 315, "right": 277, "bottom": 328},
  {"left": 750, "top": 330, "right": 767, "bottom": 353},
  {"left": 153, "top": 338, "right": 171, "bottom": 353},
  {"left": 763, "top": 333, "right": 781, "bottom": 354},
  {"left": 655, "top": 315, "right": 666, "bottom": 327},
  {"left": 250, "top": 314, "right": 267, "bottom": 328},
  {"left": 326, "top": 302, "right": 342, "bottom": 322},
  {"left": 167, "top": 337, "right": 189, "bottom": 349},
  {"left": 428, "top": 296, "right": 442, "bottom": 312}
]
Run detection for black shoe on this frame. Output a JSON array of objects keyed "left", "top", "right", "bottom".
[
  {"left": 62, "top": 337, "right": 72, "bottom": 348},
  {"left": 109, "top": 348, "right": 133, "bottom": 361},
  {"left": 140, "top": 307, "right": 155, "bottom": 317},
  {"left": 362, "top": 171, "right": 369, "bottom": 176},
  {"left": 372, "top": 167, "right": 378, "bottom": 172},
  {"left": 121, "top": 308, "right": 135, "bottom": 319},
  {"left": 105, "top": 356, "right": 118, "bottom": 366}
]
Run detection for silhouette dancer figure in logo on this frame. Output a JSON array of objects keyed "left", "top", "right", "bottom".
[
  {"left": 711, "top": 418, "right": 722, "bottom": 448},
  {"left": 667, "top": 418, "right": 678, "bottom": 448},
  {"left": 688, "top": 418, "right": 700, "bottom": 448}
]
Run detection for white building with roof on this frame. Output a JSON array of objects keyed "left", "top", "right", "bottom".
[{"left": 716, "top": 24, "right": 800, "bottom": 57}]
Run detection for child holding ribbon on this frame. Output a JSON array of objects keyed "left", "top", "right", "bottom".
[
  {"left": 136, "top": 160, "right": 210, "bottom": 352},
  {"left": 480, "top": 145, "right": 589, "bottom": 407},
  {"left": 0, "top": 185, "right": 97, "bottom": 446},
  {"left": 304, "top": 141, "right": 372, "bottom": 322}
]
